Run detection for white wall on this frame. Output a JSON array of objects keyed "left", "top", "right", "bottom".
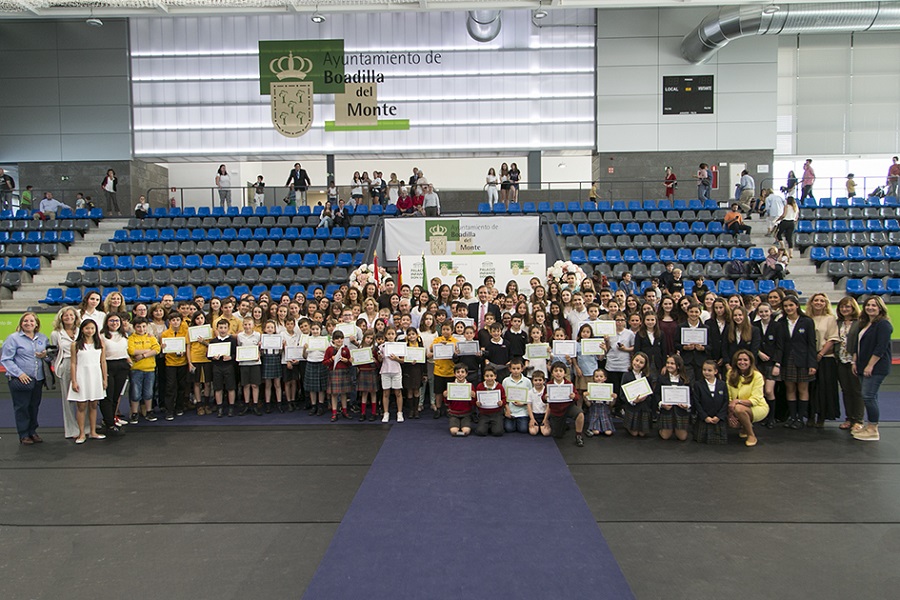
[{"left": 595, "top": 8, "right": 778, "bottom": 153}]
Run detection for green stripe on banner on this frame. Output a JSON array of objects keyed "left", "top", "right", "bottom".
[{"left": 324, "top": 119, "right": 410, "bottom": 132}]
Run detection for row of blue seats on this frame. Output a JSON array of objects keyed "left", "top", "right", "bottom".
[
  {"left": 0, "top": 231, "right": 76, "bottom": 245},
  {"left": 846, "top": 278, "right": 900, "bottom": 296},
  {"left": 111, "top": 226, "right": 370, "bottom": 243},
  {"left": 592, "top": 277, "right": 793, "bottom": 297},
  {"left": 81, "top": 252, "right": 364, "bottom": 271},
  {"left": 478, "top": 199, "right": 720, "bottom": 215},
  {"left": 801, "top": 196, "right": 899, "bottom": 209},
  {"left": 556, "top": 221, "right": 729, "bottom": 237},
  {"left": 0, "top": 257, "right": 42, "bottom": 272},
  {"left": 1, "top": 208, "right": 104, "bottom": 220},
  {"left": 41, "top": 282, "right": 342, "bottom": 306},
  {"left": 148, "top": 204, "right": 399, "bottom": 218},
  {"left": 810, "top": 246, "right": 900, "bottom": 262},
  {"left": 571, "top": 247, "right": 763, "bottom": 266},
  {"left": 796, "top": 220, "right": 900, "bottom": 233}
]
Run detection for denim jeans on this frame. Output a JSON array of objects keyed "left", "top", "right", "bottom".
[
  {"left": 131, "top": 370, "right": 156, "bottom": 402},
  {"left": 504, "top": 415, "right": 529, "bottom": 433},
  {"left": 8, "top": 377, "right": 43, "bottom": 439},
  {"left": 859, "top": 373, "right": 885, "bottom": 423}
]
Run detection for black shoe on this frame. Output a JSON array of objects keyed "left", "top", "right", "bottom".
[
  {"left": 217, "top": 407, "right": 224, "bottom": 418},
  {"left": 239, "top": 404, "right": 250, "bottom": 416},
  {"left": 359, "top": 413, "right": 366, "bottom": 421},
  {"left": 575, "top": 435, "right": 584, "bottom": 447},
  {"left": 265, "top": 404, "right": 272, "bottom": 414},
  {"left": 791, "top": 418, "right": 805, "bottom": 430},
  {"left": 783, "top": 417, "right": 795, "bottom": 429},
  {"left": 277, "top": 403, "right": 285, "bottom": 413},
  {"left": 308, "top": 406, "right": 317, "bottom": 416},
  {"left": 765, "top": 418, "right": 776, "bottom": 429},
  {"left": 316, "top": 405, "right": 324, "bottom": 416},
  {"left": 330, "top": 413, "right": 338, "bottom": 422},
  {"left": 369, "top": 413, "right": 376, "bottom": 421},
  {"left": 104, "top": 425, "right": 124, "bottom": 437},
  {"left": 432, "top": 409, "right": 441, "bottom": 419},
  {"left": 227, "top": 406, "right": 235, "bottom": 417},
  {"left": 287, "top": 402, "right": 296, "bottom": 413}
]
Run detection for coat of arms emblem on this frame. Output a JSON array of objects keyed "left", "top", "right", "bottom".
[{"left": 269, "top": 51, "right": 314, "bottom": 138}]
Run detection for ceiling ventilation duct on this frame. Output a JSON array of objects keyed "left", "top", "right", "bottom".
[
  {"left": 467, "top": 10, "right": 501, "bottom": 43},
  {"left": 681, "top": 2, "right": 900, "bottom": 64}
]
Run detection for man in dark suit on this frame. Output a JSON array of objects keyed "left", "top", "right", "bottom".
[
  {"left": 468, "top": 285, "right": 501, "bottom": 329},
  {"left": 285, "top": 162, "right": 311, "bottom": 206}
]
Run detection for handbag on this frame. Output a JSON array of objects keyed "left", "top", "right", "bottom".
[{"left": 8, "top": 376, "right": 37, "bottom": 392}]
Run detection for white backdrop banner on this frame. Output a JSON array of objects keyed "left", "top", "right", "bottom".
[
  {"left": 400, "top": 254, "right": 546, "bottom": 291},
  {"left": 385, "top": 216, "right": 540, "bottom": 258}
]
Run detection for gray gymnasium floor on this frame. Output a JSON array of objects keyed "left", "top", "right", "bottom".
[{"left": 2, "top": 415, "right": 899, "bottom": 599}]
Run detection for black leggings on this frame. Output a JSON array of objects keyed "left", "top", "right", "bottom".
[
  {"left": 777, "top": 220, "right": 795, "bottom": 248},
  {"left": 101, "top": 359, "right": 130, "bottom": 426}
]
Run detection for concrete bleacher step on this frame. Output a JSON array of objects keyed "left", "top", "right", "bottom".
[
  {"left": 4, "top": 219, "right": 123, "bottom": 312},
  {"left": 746, "top": 218, "right": 834, "bottom": 298}
]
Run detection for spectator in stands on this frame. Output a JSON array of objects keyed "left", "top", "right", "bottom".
[
  {"left": 254, "top": 176, "right": 267, "bottom": 207},
  {"left": 0, "top": 168, "right": 14, "bottom": 211},
  {"left": 664, "top": 167, "right": 677, "bottom": 201},
  {"left": 34, "top": 192, "right": 72, "bottom": 220},
  {"left": 845, "top": 173, "right": 856, "bottom": 199},
  {"left": 761, "top": 188, "right": 784, "bottom": 237},
  {"left": 20, "top": 185, "right": 33, "bottom": 210},
  {"left": 737, "top": 170, "right": 756, "bottom": 214},
  {"left": 423, "top": 185, "right": 441, "bottom": 217},
  {"left": 761, "top": 247, "right": 782, "bottom": 281},
  {"left": 618, "top": 272, "right": 637, "bottom": 296},
  {"left": 696, "top": 163, "right": 711, "bottom": 201},
  {"left": 396, "top": 187, "right": 415, "bottom": 216},
  {"left": 887, "top": 156, "right": 900, "bottom": 198},
  {"left": 101, "top": 168, "right": 120, "bottom": 215},
  {"left": 485, "top": 168, "right": 499, "bottom": 207},
  {"left": 774, "top": 196, "right": 798, "bottom": 259},
  {"left": 285, "top": 163, "right": 310, "bottom": 206},
  {"left": 134, "top": 195, "right": 150, "bottom": 219},
  {"left": 782, "top": 170, "right": 798, "bottom": 197},
  {"left": 509, "top": 163, "right": 521, "bottom": 203},
  {"left": 800, "top": 159, "right": 815, "bottom": 202},
  {"left": 332, "top": 198, "right": 348, "bottom": 228},
  {"left": 317, "top": 201, "right": 334, "bottom": 229},
  {"left": 724, "top": 203, "right": 751, "bottom": 234},
  {"left": 215, "top": 165, "right": 232, "bottom": 209}
]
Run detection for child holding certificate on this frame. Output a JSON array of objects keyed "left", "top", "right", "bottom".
[
  {"left": 547, "top": 361, "right": 584, "bottom": 446},
  {"left": 281, "top": 318, "right": 301, "bottom": 412},
  {"left": 574, "top": 324, "right": 598, "bottom": 408},
  {"left": 549, "top": 328, "right": 574, "bottom": 378},
  {"left": 475, "top": 366, "right": 507, "bottom": 437},
  {"left": 210, "top": 318, "right": 237, "bottom": 418},
  {"left": 525, "top": 325, "right": 550, "bottom": 378},
  {"left": 502, "top": 358, "right": 532, "bottom": 433},
  {"left": 303, "top": 323, "right": 328, "bottom": 417},
  {"left": 655, "top": 355, "right": 691, "bottom": 441},
  {"left": 429, "top": 322, "right": 458, "bottom": 419},
  {"left": 401, "top": 328, "right": 426, "bottom": 419},
  {"left": 128, "top": 318, "right": 159, "bottom": 424},
  {"left": 323, "top": 330, "right": 352, "bottom": 421},
  {"left": 445, "top": 363, "right": 474, "bottom": 436},
  {"left": 261, "top": 320, "right": 285, "bottom": 413},
  {"left": 188, "top": 312, "right": 212, "bottom": 416},
  {"left": 586, "top": 368, "right": 615, "bottom": 437},
  {"left": 482, "top": 322, "right": 511, "bottom": 382},
  {"left": 160, "top": 312, "right": 189, "bottom": 421},
  {"left": 356, "top": 330, "right": 379, "bottom": 421},
  {"left": 527, "top": 370, "right": 552, "bottom": 437},
  {"left": 456, "top": 325, "right": 483, "bottom": 386},
  {"left": 377, "top": 327, "right": 404, "bottom": 423},
  {"left": 692, "top": 360, "right": 728, "bottom": 444},
  {"left": 237, "top": 317, "right": 262, "bottom": 416},
  {"left": 621, "top": 352, "right": 653, "bottom": 437}
]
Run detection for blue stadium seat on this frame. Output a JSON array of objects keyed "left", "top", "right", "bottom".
[
  {"left": 885, "top": 246, "right": 900, "bottom": 260},
  {"left": 157, "top": 286, "right": 175, "bottom": 301},
  {"left": 286, "top": 254, "right": 303, "bottom": 269},
  {"left": 597, "top": 201, "right": 611, "bottom": 212},
  {"left": 758, "top": 280, "right": 775, "bottom": 294},
  {"left": 214, "top": 285, "right": 232, "bottom": 298},
  {"left": 507, "top": 203, "right": 521, "bottom": 214},
  {"left": 521, "top": 202, "right": 536, "bottom": 214},
  {"left": 59, "top": 231, "right": 75, "bottom": 246},
  {"left": 368, "top": 205, "right": 382, "bottom": 216},
  {"left": 642, "top": 222, "right": 658, "bottom": 235},
  {"left": 866, "top": 246, "right": 885, "bottom": 260},
  {"left": 847, "top": 246, "right": 865, "bottom": 260},
  {"left": 385, "top": 205, "right": 398, "bottom": 216},
  {"left": 583, "top": 201, "right": 597, "bottom": 212},
  {"left": 778, "top": 280, "right": 797, "bottom": 292},
  {"left": 691, "top": 222, "right": 706, "bottom": 234},
  {"left": 717, "top": 280, "right": 737, "bottom": 296},
  {"left": 182, "top": 207, "right": 197, "bottom": 217},
  {"left": 814, "top": 221, "right": 832, "bottom": 233},
  {"left": 303, "top": 254, "right": 319, "bottom": 268},
  {"left": 195, "top": 285, "right": 213, "bottom": 301},
  {"left": 138, "top": 287, "right": 157, "bottom": 303},
  {"left": 159, "top": 229, "right": 175, "bottom": 242},
  {"left": 80, "top": 256, "right": 100, "bottom": 271},
  {"left": 560, "top": 224, "right": 577, "bottom": 236},
  {"left": 606, "top": 249, "right": 623, "bottom": 264},
  {"left": 849, "top": 220, "right": 865, "bottom": 232},
  {"left": 25, "top": 231, "right": 41, "bottom": 243},
  {"left": 169, "top": 208, "right": 182, "bottom": 217},
  {"left": 886, "top": 279, "right": 900, "bottom": 294},
  {"left": 167, "top": 255, "right": 184, "bottom": 269},
  {"left": 707, "top": 222, "right": 724, "bottom": 235},
  {"left": 886, "top": 220, "right": 900, "bottom": 232},
  {"left": 588, "top": 250, "right": 605, "bottom": 264},
  {"left": 657, "top": 200, "right": 672, "bottom": 211},
  {"left": 23, "top": 257, "right": 41, "bottom": 272},
  {"left": 609, "top": 223, "right": 625, "bottom": 235},
  {"left": 191, "top": 229, "right": 206, "bottom": 242},
  {"left": 612, "top": 201, "right": 626, "bottom": 212},
  {"left": 802, "top": 197, "right": 817, "bottom": 209},
  {"left": 197, "top": 207, "right": 211, "bottom": 217},
  {"left": 5, "top": 258, "right": 23, "bottom": 272},
  {"left": 319, "top": 253, "right": 336, "bottom": 268},
  {"left": 63, "top": 288, "right": 83, "bottom": 305},
  {"left": 112, "top": 230, "right": 129, "bottom": 243},
  {"left": 832, "top": 220, "right": 848, "bottom": 232},
  {"left": 315, "top": 227, "right": 330, "bottom": 240},
  {"left": 866, "top": 278, "right": 887, "bottom": 295},
  {"left": 674, "top": 222, "right": 690, "bottom": 234},
  {"left": 184, "top": 255, "right": 201, "bottom": 269},
  {"left": 226, "top": 207, "right": 239, "bottom": 217},
  {"left": 147, "top": 229, "right": 163, "bottom": 242},
  {"left": 688, "top": 200, "right": 703, "bottom": 210},
  {"left": 270, "top": 284, "right": 287, "bottom": 299},
  {"left": 712, "top": 247, "right": 729, "bottom": 262},
  {"left": 99, "top": 256, "right": 116, "bottom": 271},
  {"left": 819, "top": 198, "right": 833, "bottom": 208},
  {"left": 552, "top": 202, "right": 566, "bottom": 213},
  {"left": 252, "top": 206, "right": 265, "bottom": 216},
  {"left": 567, "top": 202, "right": 581, "bottom": 213},
  {"left": 577, "top": 223, "right": 592, "bottom": 236},
  {"left": 867, "top": 220, "right": 883, "bottom": 232},
  {"left": 809, "top": 247, "right": 827, "bottom": 262},
  {"left": 269, "top": 254, "right": 286, "bottom": 268},
  {"left": 623, "top": 249, "right": 640, "bottom": 263},
  {"left": 362, "top": 227, "right": 371, "bottom": 238},
  {"left": 643, "top": 200, "right": 657, "bottom": 210},
  {"left": 175, "top": 228, "right": 191, "bottom": 242},
  {"left": 659, "top": 248, "right": 676, "bottom": 262},
  {"left": 251, "top": 284, "right": 267, "bottom": 298},
  {"left": 218, "top": 255, "right": 235, "bottom": 268},
  {"left": 284, "top": 227, "right": 299, "bottom": 240},
  {"left": 201, "top": 255, "right": 217, "bottom": 269},
  {"left": 730, "top": 248, "right": 748, "bottom": 261},
  {"left": 835, "top": 197, "right": 849, "bottom": 208},
  {"left": 478, "top": 203, "right": 491, "bottom": 214},
  {"left": 641, "top": 249, "right": 658, "bottom": 263},
  {"left": 738, "top": 280, "right": 758, "bottom": 295},
  {"left": 694, "top": 248, "right": 712, "bottom": 263},
  {"left": 133, "top": 256, "right": 150, "bottom": 270},
  {"left": 570, "top": 250, "right": 587, "bottom": 264},
  {"left": 288, "top": 284, "right": 306, "bottom": 297},
  {"left": 269, "top": 227, "right": 284, "bottom": 241},
  {"left": 492, "top": 203, "right": 507, "bottom": 214},
  {"left": 116, "top": 256, "right": 134, "bottom": 270},
  {"left": 300, "top": 227, "right": 315, "bottom": 240},
  {"left": 673, "top": 200, "right": 687, "bottom": 210},
  {"left": 625, "top": 223, "right": 641, "bottom": 235},
  {"left": 330, "top": 227, "right": 345, "bottom": 240},
  {"left": 353, "top": 253, "right": 365, "bottom": 266},
  {"left": 251, "top": 254, "right": 267, "bottom": 269},
  {"left": 233, "top": 284, "right": 250, "bottom": 297},
  {"left": 336, "top": 253, "right": 353, "bottom": 267},
  {"left": 592, "top": 223, "right": 609, "bottom": 236},
  {"left": 676, "top": 248, "right": 693, "bottom": 262},
  {"left": 233, "top": 254, "right": 251, "bottom": 269},
  {"left": 252, "top": 227, "right": 268, "bottom": 241},
  {"left": 658, "top": 222, "right": 674, "bottom": 235},
  {"left": 797, "top": 220, "right": 813, "bottom": 233},
  {"left": 175, "top": 286, "right": 194, "bottom": 302},
  {"left": 121, "top": 287, "right": 139, "bottom": 304}
]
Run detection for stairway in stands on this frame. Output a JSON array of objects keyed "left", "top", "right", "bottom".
[
  {"left": 4, "top": 220, "right": 122, "bottom": 312},
  {"left": 746, "top": 215, "right": 831, "bottom": 298}
]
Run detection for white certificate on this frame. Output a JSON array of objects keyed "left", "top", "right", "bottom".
[
  {"left": 661, "top": 385, "right": 691, "bottom": 407},
  {"left": 236, "top": 345, "right": 259, "bottom": 362},
  {"left": 526, "top": 344, "right": 549, "bottom": 359},
  {"left": 681, "top": 327, "right": 707, "bottom": 346},
  {"left": 506, "top": 386, "right": 528, "bottom": 404},
  {"left": 405, "top": 346, "right": 426, "bottom": 363},
  {"left": 207, "top": 341, "right": 231, "bottom": 358},
  {"left": 581, "top": 338, "right": 606, "bottom": 356},
  {"left": 547, "top": 383, "right": 573, "bottom": 403},
  {"left": 453, "top": 317, "right": 474, "bottom": 327},
  {"left": 162, "top": 336, "right": 185, "bottom": 354},
  {"left": 456, "top": 341, "right": 481, "bottom": 356},
  {"left": 447, "top": 382, "right": 472, "bottom": 401},
  {"left": 188, "top": 324, "right": 212, "bottom": 342},
  {"left": 433, "top": 343, "right": 455, "bottom": 360},
  {"left": 552, "top": 340, "right": 577, "bottom": 358},
  {"left": 335, "top": 323, "right": 357, "bottom": 338},
  {"left": 285, "top": 346, "right": 304, "bottom": 361},
  {"left": 261, "top": 334, "right": 283, "bottom": 350},
  {"left": 383, "top": 342, "right": 407, "bottom": 357},
  {"left": 477, "top": 389, "right": 502, "bottom": 409},
  {"left": 306, "top": 336, "right": 329, "bottom": 352},
  {"left": 622, "top": 377, "right": 653, "bottom": 404},
  {"left": 591, "top": 320, "right": 617, "bottom": 337},
  {"left": 587, "top": 382, "right": 614, "bottom": 403},
  {"left": 351, "top": 347, "right": 374, "bottom": 365}
]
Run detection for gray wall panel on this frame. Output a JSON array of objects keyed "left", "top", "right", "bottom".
[
  {"left": 3, "top": 51, "right": 59, "bottom": 78},
  {"left": 0, "top": 107, "right": 61, "bottom": 135},
  {"left": 0, "top": 78, "right": 60, "bottom": 107},
  {"left": 58, "top": 49, "right": 129, "bottom": 77},
  {"left": 0, "top": 136, "right": 62, "bottom": 162},
  {"left": 0, "top": 21, "right": 58, "bottom": 51},
  {"left": 58, "top": 77, "right": 131, "bottom": 106},
  {"left": 60, "top": 106, "right": 132, "bottom": 134},
  {"left": 60, "top": 134, "right": 133, "bottom": 162}
]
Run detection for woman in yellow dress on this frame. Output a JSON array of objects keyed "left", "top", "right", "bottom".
[{"left": 726, "top": 349, "right": 769, "bottom": 447}]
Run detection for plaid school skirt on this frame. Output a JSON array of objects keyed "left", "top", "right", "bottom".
[
  {"left": 622, "top": 405, "right": 652, "bottom": 434},
  {"left": 262, "top": 353, "right": 283, "bottom": 380},
  {"left": 694, "top": 420, "right": 728, "bottom": 444},
  {"left": 588, "top": 403, "right": 614, "bottom": 433},
  {"left": 328, "top": 367, "right": 354, "bottom": 395},
  {"left": 657, "top": 406, "right": 691, "bottom": 431},
  {"left": 356, "top": 367, "right": 378, "bottom": 393},
  {"left": 780, "top": 355, "right": 815, "bottom": 383},
  {"left": 304, "top": 361, "right": 328, "bottom": 392}
]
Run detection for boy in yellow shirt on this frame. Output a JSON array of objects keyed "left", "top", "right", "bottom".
[
  {"left": 127, "top": 317, "right": 160, "bottom": 423},
  {"left": 160, "top": 312, "right": 189, "bottom": 421}
]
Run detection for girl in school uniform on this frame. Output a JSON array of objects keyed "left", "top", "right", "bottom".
[
  {"left": 355, "top": 330, "right": 379, "bottom": 421},
  {"left": 655, "top": 354, "right": 692, "bottom": 441},
  {"left": 573, "top": 323, "right": 598, "bottom": 409},
  {"left": 634, "top": 312, "right": 664, "bottom": 379},
  {"left": 721, "top": 306, "right": 761, "bottom": 367},
  {"left": 324, "top": 330, "right": 353, "bottom": 421},
  {"left": 603, "top": 315, "right": 634, "bottom": 404},
  {"left": 726, "top": 350, "right": 768, "bottom": 447},
  {"left": 261, "top": 320, "right": 285, "bottom": 413},
  {"left": 188, "top": 312, "right": 212, "bottom": 415},
  {"left": 304, "top": 322, "right": 328, "bottom": 416},
  {"left": 586, "top": 367, "right": 615, "bottom": 437},
  {"left": 525, "top": 325, "right": 550, "bottom": 378},
  {"left": 657, "top": 296, "right": 680, "bottom": 359},
  {"left": 753, "top": 302, "right": 779, "bottom": 428},
  {"left": 676, "top": 302, "right": 708, "bottom": 382},
  {"left": 281, "top": 317, "right": 302, "bottom": 411},
  {"left": 378, "top": 327, "right": 405, "bottom": 423},
  {"left": 705, "top": 298, "right": 732, "bottom": 370},
  {"left": 620, "top": 352, "right": 653, "bottom": 437},
  {"left": 772, "top": 295, "right": 817, "bottom": 430},
  {"left": 693, "top": 360, "right": 728, "bottom": 444},
  {"left": 238, "top": 316, "right": 262, "bottom": 416},
  {"left": 401, "top": 328, "right": 426, "bottom": 419},
  {"left": 68, "top": 320, "right": 108, "bottom": 444}
]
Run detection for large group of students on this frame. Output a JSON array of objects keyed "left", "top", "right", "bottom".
[{"left": 2, "top": 269, "right": 892, "bottom": 447}]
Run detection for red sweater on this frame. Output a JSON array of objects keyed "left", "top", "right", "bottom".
[
  {"left": 474, "top": 382, "right": 507, "bottom": 415},
  {"left": 323, "top": 345, "right": 351, "bottom": 370},
  {"left": 547, "top": 378, "right": 579, "bottom": 416},
  {"left": 445, "top": 380, "right": 473, "bottom": 416}
]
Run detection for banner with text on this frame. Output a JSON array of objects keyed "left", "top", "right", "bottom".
[
  {"left": 385, "top": 216, "right": 540, "bottom": 258},
  {"left": 400, "top": 254, "right": 546, "bottom": 291}
]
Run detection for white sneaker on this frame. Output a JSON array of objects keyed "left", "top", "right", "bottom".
[
  {"left": 381, "top": 413, "right": 389, "bottom": 423},
  {"left": 854, "top": 429, "right": 880, "bottom": 441},
  {"left": 397, "top": 413, "right": 405, "bottom": 423}
]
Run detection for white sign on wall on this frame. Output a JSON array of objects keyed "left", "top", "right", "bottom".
[
  {"left": 400, "top": 254, "right": 546, "bottom": 291},
  {"left": 385, "top": 216, "right": 541, "bottom": 258}
]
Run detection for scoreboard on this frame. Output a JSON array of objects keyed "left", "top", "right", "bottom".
[{"left": 663, "top": 75, "right": 714, "bottom": 115}]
